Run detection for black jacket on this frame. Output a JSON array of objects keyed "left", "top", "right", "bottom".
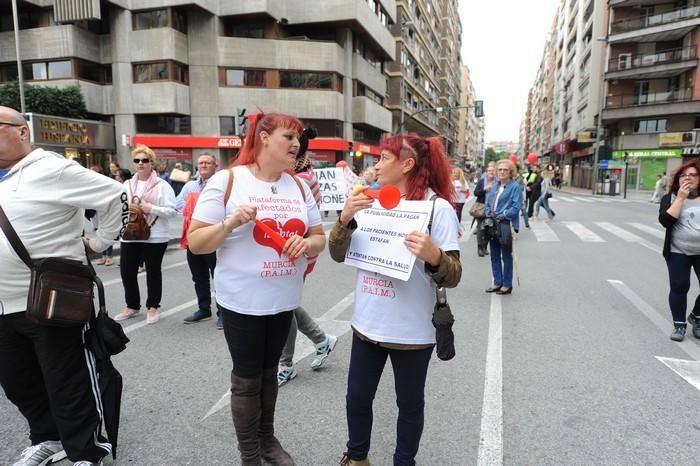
[{"left": 658, "top": 193, "right": 677, "bottom": 259}]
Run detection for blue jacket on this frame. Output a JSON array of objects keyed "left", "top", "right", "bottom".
[{"left": 484, "top": 179, "right": 522, "bottom": 231}]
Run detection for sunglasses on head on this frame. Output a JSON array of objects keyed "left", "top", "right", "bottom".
[{"left": 133, "top": 158, "right": 151, "bottom": 164}]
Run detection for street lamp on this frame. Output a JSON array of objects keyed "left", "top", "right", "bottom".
[
  {"left": 592, "top": 36, "right": 609, "bottom": 195},
  {"left": 11, "top": 0, "right": 26, "bottom": 112}
]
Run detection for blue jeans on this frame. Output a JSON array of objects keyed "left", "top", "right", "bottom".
[
  {"left": 489, "top": 238, "right": 513, "bottom": 288},
  {"left": 534, "top": 195, "right": 555, "bottom": 218},
  {"left": 345, "top": 334, "right": 433, "bottom": 466}
]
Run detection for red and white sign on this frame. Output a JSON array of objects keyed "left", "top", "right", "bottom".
[{"left": 217, "top": 137, "right": 243, "bottom": 148}]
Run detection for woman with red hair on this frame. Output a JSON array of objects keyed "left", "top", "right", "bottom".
[
  {"left": 659, "top": 159, "right": 700, "bottom": 341},
  {"left": 188, "top": 112, "right": 326, "bottom": 465},
  {"left": 330, "top": 133, "right": 462, "bottom": 466}
]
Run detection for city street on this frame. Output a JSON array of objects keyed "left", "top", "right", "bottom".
[{"left": 2, "top": 192, "right": 697, "bottom": 466}]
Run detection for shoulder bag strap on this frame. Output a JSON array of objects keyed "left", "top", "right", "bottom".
[
  {"left": 291, "top": 175, "right": 307, "bottom": 202},
  {"left": 0, "top": 204, "right": 33, "bottom": 269},
  {"left": 425, "top": 195, "right": 447, "bottom": 302},
  {"left": 224, "top": 168, "right": 234, "bottom": 206}
]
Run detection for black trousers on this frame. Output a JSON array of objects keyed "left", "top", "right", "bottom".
[
  {"left": 119, "top": 241, "right": 168, "bottom": 310},
  {"left": 0, "top": 313, "right": 110, "bottom": 462},
  {"left": 220, "top": 306, "right": 293, "bottom": 378},
  {"left": 666, "top": 252, "right": 700, "bottom": 323},
  {"left": 186, "top": 249, "right": 217, "bottom": 313}
]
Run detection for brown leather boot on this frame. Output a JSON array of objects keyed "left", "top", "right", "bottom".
[
  {"left": 230, "top": 372, "right": 263, "bottom": 466},
  {"left": 339, "top": 452, "right": 371, "bottom": 465},
  {"left": 259, "top": 368, "right": 295, "bottom": 465}
]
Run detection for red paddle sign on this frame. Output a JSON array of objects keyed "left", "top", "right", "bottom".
[{"left": 363, "top": 185, "right": 401, "bottom": 210}]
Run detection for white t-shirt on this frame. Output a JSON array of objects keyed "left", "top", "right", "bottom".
[
  {"left": 192, "top": 166, "right": 321, "bottom": 316},
  {"left": 452, "top": 180, "right": 467, "bottom": 203},
  {"left": 351, "top": 190, "right": 460, "bottom": 344}
]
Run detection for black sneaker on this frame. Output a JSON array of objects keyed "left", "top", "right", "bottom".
[
  {"left": 688, "top": 314, "right": 700, "bottom": 338},
  {"left": 184, "top": 310, "right": 212, "bottom": 324},
  {"left": 670, "top": 325, "right": 686, "bottom": 342}
]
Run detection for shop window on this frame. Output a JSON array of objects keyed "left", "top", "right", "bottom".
[
  {"left": 223, "top": 69, "right": 265, "bottom": 87},
  {"left": 135, "top": 114, "right": 191, "bottom": 134},
  {"left": 280, "top": 71, "right": 334, "bottom": 90}
]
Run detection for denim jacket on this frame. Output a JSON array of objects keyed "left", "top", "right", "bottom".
[{"left": 484, "top": 179, "right": 522, "bottom": 231}]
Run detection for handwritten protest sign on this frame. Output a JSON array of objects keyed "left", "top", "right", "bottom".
[
  {"left": 344, "top": 200, "right": 433, "bottom": 281},
  {"left": 316, "top": 168, "right": 350, "bottom": 211}
]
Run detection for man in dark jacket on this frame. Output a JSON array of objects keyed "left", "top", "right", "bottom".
[{"left": 525, "top": 165, "right": 542, "bottom": 218}]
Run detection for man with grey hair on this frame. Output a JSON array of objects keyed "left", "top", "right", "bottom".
[
  {"left": 175, "top": 153, "right": 221, "bottom": 327},
  {"left": 0, "top": 106, "right": 127, "bottom": 466}
]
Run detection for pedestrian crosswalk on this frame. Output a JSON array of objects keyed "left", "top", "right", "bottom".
[{"left": 517, "top": 219, "right": 663, "bottom": 251}]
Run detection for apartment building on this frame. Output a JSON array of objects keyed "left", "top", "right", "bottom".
[
  {"left": 386, "top": 0, "right": 463, "bottom": 154},
  {"left": 0, "top": 0, "right": 396, "bottom": 170},
  {"left": 487, "top": 140, "right": 519, "bottom": 154},
  {"left": 457, "top": 63, "right": 484, "bottom": 166},
  {"left": 527, "top": 16, "right": 558, "bottom": 159},
  {"left": 601, "top": 0, "right": 700, "bottom": 190}
]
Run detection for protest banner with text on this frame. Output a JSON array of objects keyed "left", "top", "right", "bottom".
[{"left": 316, "top": 167, "right": 350, "bottom": 211}]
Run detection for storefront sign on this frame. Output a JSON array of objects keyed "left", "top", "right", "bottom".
[
  {"left": 659, "top": 132, "right": 696, "bottom": 147},
  {"left": 613, "top": 149, "right": 682, "bottom": 158},
  {"left": 217, "top": 137, "right": 243, "bottom": 148},
  {"left": 553, "top": 141, "right": 571, "bottom": 155},
  {"left": 28, "top": 114, "right": 115, "bottom": 150},
  {"left": 577, "top": 131, "right": 596, "bottom": 143},
  {"left": 682, "top": 146, "right": 700, "bottom": 155},
  {"left": 344, "top": 200, "right": 433, "bottom": 281},
  {"left": 572, "top": 147, "right": 595, "bottom": 158}
]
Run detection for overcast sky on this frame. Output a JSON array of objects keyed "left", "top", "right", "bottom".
[{"left": 459, "top": 0, "right": 560, "bottom": 143}]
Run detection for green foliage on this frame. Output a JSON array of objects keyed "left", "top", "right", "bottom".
[
  {"left": 0, "top": 81, "right": 87, "bottom": 118},
  {"left": 484, "top": 148, "right": 511, "bottom": 164}
]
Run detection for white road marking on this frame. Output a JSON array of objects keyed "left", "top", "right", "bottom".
[
  {"left": 570, "top": 196, "right": 594, "bottom": 203},
  {"left": 460, "top": 222, "right": 477, "bottom": 243},
  {"left": 558, "top": 197, "right": 577, "bottom": 203},
  {"left": 608, "top": 280, "right": 700, "bottom": 393},
  {"left": 561, "top": 221, "right": 604, "bottom": 242},
  {"left": 594, "top": 222, "right": 660, "bottom": 253},
  {"left": 530, "top": 221, "right": 559, "bottom": 242},
  {"left": 626, "top": 222, "right": 665, "bottom": 240},
  {"left": 477, "top": 294, "right": 503, "bottom": 466},
  {"left": 201, "top": 293, "right": 356, "bottom": 421}
]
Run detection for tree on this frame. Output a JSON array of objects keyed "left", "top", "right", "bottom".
[
  {"left": 0, "top": 81, "right": 87, "bottom": 119},
  {"left": 484, "top": 147, "right": 499, "bottom": 164}
]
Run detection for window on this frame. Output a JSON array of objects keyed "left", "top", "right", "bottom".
[
  {"left": 634, "top": 119, "right": 667, "bottom": 133},
  {"left": 135, "top": 114, "right": 191, "bottom": 134},
  {"left": 76, "top": 59, "right": 112, "bottom": 84},
  {"left": 133, "top": 61, "right": 188, "bottom": 84},
  {"left": 223, "top": 69, "right": 265, "bottom": 87},
  {"left": 280, "top": 71, "right": 334, "bottom": 90},
  {"left": 226, "top": 22, "right": 264, "bottom": 38},
  {"left": 48, "top": 60, "right": 71, "bottom": 79},
  {"left": 133, "top": 9, "right": 168, "bottom": 30},
  {"left": 0, "top": 63, "right": 19, "bottom": 82}
]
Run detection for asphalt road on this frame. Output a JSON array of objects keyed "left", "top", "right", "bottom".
[{"left": 2, "top": 193, "right": 699, "bottom": 466}]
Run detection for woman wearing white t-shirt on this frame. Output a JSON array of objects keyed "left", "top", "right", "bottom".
[
  {"left": 115, "top": 144, "right": 177, "bottom": 324},
  {"left": 451, "top": 167, "right": 469, "bottom": 222},
  {"left": 330, "top": 133, "right": 462, "bottom": 466},
  {"left": 188, "top": 113, "right": 325, "bottom": 466}
]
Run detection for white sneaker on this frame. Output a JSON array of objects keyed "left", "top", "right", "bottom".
[
  {"left": 277, "top": 365, "right": 297, "bottom": 386},
  {"left": 73, "top": 461, "right": 103, "bottom": 466},
  {"left": 12, "top": 441, "right": 66, "bottom": 466},
  {"left": 311, "top": 335, "right": 338, "bottom": 370},
  {"left": 114, "top": 307, "right": 139, "bottom": 321}
]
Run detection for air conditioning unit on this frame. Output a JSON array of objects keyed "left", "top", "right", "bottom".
[
  {"left": 618, "top": 53, "right": 632, "bottom": 70},
  {"left": 681, "top": 131, "right": 696, "bottom": 146}
]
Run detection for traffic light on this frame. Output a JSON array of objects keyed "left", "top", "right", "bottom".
[
  {"left": 474, "top": 100, "right": 484, "bottom": 118},
  {"left": 234, "top": 107, "right": 247, "bottom": 136},
  {"left": 623, "top": 152, "right": 629, "bottom": 164},
  {"left": 348, "top": 141, "right": 354, "bottom": 158}
]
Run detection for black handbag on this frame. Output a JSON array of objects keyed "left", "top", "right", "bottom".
[
  {"left": 432, "top": 286, "right": 456, "bottom": 361},
  {"left": 0, "top": 204, "right": 95, "bottom": 327},
  {"left": 497, "top": 220, "right": 512, "bottom": 252}
]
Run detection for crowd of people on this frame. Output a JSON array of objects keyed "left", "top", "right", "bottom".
[{"left": 2, "top": 99, "right": 699, "bottom": 466}]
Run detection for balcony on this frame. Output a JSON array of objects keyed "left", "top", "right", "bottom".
[
  {"left": 132, "top": 82, "right": 190, "bottom": 114},
  {"left": 606, "top": 46, "right": 698, "bottom": 80},
  {"left": 352, "top": 96, "right": 392, "bottom": 132},
  {"left": 0, "top": 25, "right": 101, "bottom": 63},
  {"left": 218, "top": 87, "right": 344, "bottom": 120},
  {"left": 609, "top": 6, "right": 700, "bottom": 43},
  {"left": 602, "top": 88, "right": 700, "bottom": 120}
]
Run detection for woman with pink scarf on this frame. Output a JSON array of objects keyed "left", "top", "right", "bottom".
[{"left": 115, "top": 144, "right": 177, "bottom": 324}]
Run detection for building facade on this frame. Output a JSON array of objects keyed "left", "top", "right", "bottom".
[
  {"left": 457, "top": 63, "right": 484, "bottom": 167},
  {"left": 386, "top": 0, "right": 462, "bottom": 154},
  {"left": 601, "top": 0, "right": 700, "bottom": 190},
  {"left": 1, "top": 0, "right": 398, "bottom": 170}
]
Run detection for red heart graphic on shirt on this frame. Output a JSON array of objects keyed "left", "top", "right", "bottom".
[{"left": 253, "top": 218, "right": 306, "bottom": 257}]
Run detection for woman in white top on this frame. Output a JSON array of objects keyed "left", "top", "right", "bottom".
[
  {"left": 115, "top": 144, "right": 177, "bottom": 324},
  {"left": 188, "top": 112, "right": 325, "bottom": 466},
  {"left": 451, "top": 167, "right": 469, "bottom": 222},
  {"left": 330, "top": 133, "right": 462, "bottom": 466}
]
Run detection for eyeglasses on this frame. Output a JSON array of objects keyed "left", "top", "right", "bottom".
[
  {"left": 497, "top": 168, "right": 510, "bottom": 172},
  {"left": 133, "top": 158, "right": 151, "bottom": 164},
  {"left": 680, "top": 173, "right": 699, "bottom": 178}
]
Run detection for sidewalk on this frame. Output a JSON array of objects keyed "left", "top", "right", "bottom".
[{"left": 558, "top": 185, "right": 653, "bottom": 202}]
